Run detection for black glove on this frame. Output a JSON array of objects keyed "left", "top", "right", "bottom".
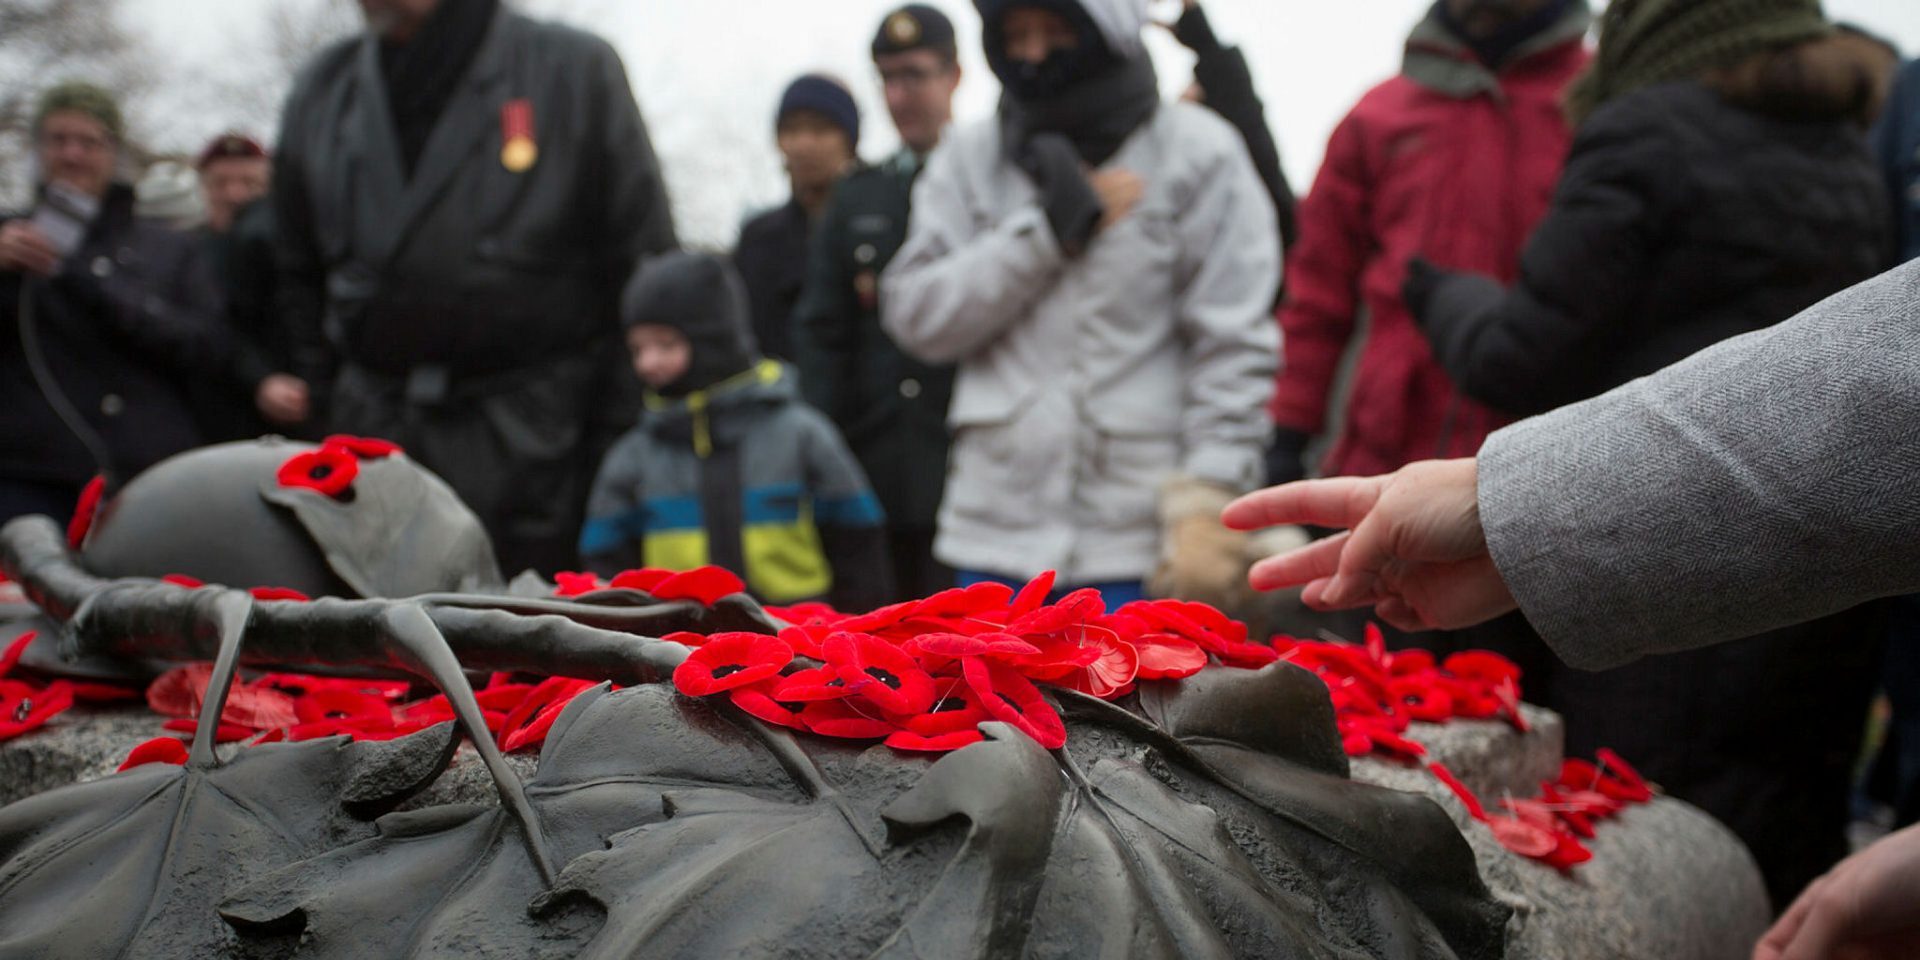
[
  {"left": 1263, "top": 427, "right": 1313, "bottom": 487},
  {"left": 1172, "top": 4, "right": 1223, "bottom": 55},
  {"left": 1401, "top": 257, "right": 1443, "bottom": 326},
  {"left": 1013, "top": 132, "right": 1103, "bottom": 259}
]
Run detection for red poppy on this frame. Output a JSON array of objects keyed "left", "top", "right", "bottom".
[
  {"left": 395, "top": 695, "right": 456, "bottom": 729},
  {"left": 1541, "top": 833, "right": 1594, "bottom": 871},
  {"left": 885, "top": 729, "right": 984, "bottom": 752},
  {"left": 797, "top": 697, "right": 898, "bottom": 739},
  {"left": 772, "top": 666, "right": 855, "bottom": 702},
  {"left": 608, "top": 568, "right": 673, "bottom": 593},
  {"left": 1391, "top": 675, "right": 1454, "bottom": 723},
  {"left": 276, "top": 448, "right": 359, "bottom": 499},
  {"left": 1008, "top": 587, "right": 1105, "bottom": 635},
  {"left": 118, "top": 736, "right": 189, "bottom": 771},
  {"left": 1595, "top": 748, "right": 1654, "bottom": 801},
  {"left": 249, "top": 586, "right": 312, "bottom": 602},
  {"left": 962, "top": 658, "right": 1065, "bottom": 749},
  {"left": 824, "top": 632, "right": 934, "bottom": 716},
  {"left": 0, "top": 631, "right": 33, "bottom": 679},
  {"left": 161, "top": 574, "right": 205, "bottom": 589},
  {"left": 651, "top": 567, "right": 746, "bottom": 605},
  {"left": 294, "top": 687, "right": 394, "bottom": 730},
  {"left": 904, "top": 677, "right": 992, "bottom": 736},
  {"left": 0, "top": 678, "right": 73, "bottom": 742},
  {"left": 1133, "top": 632, "right": 1207, "bottom": 680},
  {"left": 1216, "top": 640, "right": 1282, "bottom": 669},
  {"left": 67, "top": 474, "right": 105, "bottom": 548},
  {"left": 145, "top": 663, "right": 300, "bottom": 730},
  {"left": 498, "top": 676, "right": 598, "bottom": 752},
  {"left": 672, "top": 633, "right": 793, "bottom": 697},
  {"left": 728, "top": 677, "right": 807, "bottom": 730},
  {"left": 472, "top": 683, "right": 536, "bottom": 712},
  {"left": 1428, "top": 763, "right": 1488, "bottom": 820},
  {"left": 1494, "top": 677, "right": 1529, "bottom": 732},
  {"left": 906, "top": 631, "right": 1039, "bottom": 660},
  {"left": 1008, "top": 571, "right": 1056, "bottom": 618},
  {"left": 911, "top": 582, "right": 1016, "bottom": 620},
  {"left": 66, "top": 681, "right": 142, "bottom": 703},
  {"left": 552, "top": 572, "right": 603, "bottom": 597},
  {"left": 775, "top": 625, "right": 827, "bottom": 659},
  {"left": 162, "top": 718, "right": 256, "bottom": 743},
  {"left": 662, "top": 630, "right": 712, "bottom": 650},
  {"left": 321, "top": 434, "right": 403, "bottom": 459},
  {"left": 1387, "top": 648, "right": 1437, "bottom": 676},
  {"left": 1052, "top": 630, "right": 1139, "bottom": 699},
  {"left": 1486, "top": 815, "right": 1558, "bottom": 858},
  {"left": 1443, "top": 650, "right": 1521, "bottom": 686},
  {"left": 835, "top": 599, "right": 919, "bottom": 634},
  {"left": 764, "top": 601, "right": 846, "bottom": 627}
]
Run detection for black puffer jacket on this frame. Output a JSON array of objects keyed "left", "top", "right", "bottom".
[
  {"left": 1414, "top": 78, "right": 1889, "bottom": 416},
  {"left": 0, "top": 184, "right": 228, "bottom": 486}
]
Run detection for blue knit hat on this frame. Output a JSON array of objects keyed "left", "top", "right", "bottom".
[{"left": 776, "top": 74, "right": 860, "bottom": 149}]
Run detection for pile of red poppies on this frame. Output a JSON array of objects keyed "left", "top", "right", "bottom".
[
  {"left": 668, "top": 572, "right": 1270, "bottom": 752},
  {"left": 1431, "top": 749, "right": 1655, "bottom": 870},
  {"left": 1272, "top": 623, "right": 1529, "bottom": 760},
  {"left": 120, "top": 659, "right": 605, "bottom": 772}
]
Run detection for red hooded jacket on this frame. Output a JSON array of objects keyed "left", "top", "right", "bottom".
[{"left": 1271, "top": 4, "right": 1591, "bottom": 477}]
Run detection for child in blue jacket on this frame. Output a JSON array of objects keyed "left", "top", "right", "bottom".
[{"left": 580, "top": 252, "right": 891, "bottom": 611}]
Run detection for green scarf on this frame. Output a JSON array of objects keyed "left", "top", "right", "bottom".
[{"left": 1565, "top": 0, "right": 1832, "bottom": 124}]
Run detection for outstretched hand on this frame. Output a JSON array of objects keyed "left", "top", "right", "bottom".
[
  {"left": 1220, "top": 458, "right": 1518, "bottom": 633},
  {"left": 1753, "top": 822, "right": 1920, "bottom": 960}
]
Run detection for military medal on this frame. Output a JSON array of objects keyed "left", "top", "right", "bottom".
[
  {"left": 500, "top": 98, "right": 538, "bottom": 173},
  {"left": 855, "top": 270, "right": 879, "bottom": 309}
]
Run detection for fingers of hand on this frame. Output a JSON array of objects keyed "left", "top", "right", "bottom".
[
  {"left": 1222, "top": 477, "right": 1383, "bottom": 532},
  {"left": 1248, "top": 531, "right": 1345, "bottom": 590}
]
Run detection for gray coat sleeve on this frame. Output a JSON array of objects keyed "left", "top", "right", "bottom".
[{"left": 1477, "top": 260, "right": 1920, "bottom": 670}]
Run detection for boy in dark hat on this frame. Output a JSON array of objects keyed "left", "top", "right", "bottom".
[
  {"left": 581, "top": 252, "right": 890, "bottom": 611},
  {"left": 733, "top": 74, "right": 860, "bottom": 362},
  {"left": 793, "top": 4, "right": 962, "bottom": 602}
]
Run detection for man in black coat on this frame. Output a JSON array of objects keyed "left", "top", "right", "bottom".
[
  {"left": 0, "top": 82, "right": 229, "bottom": 523},
  {"left": 274, "top": 0, "right": 677, "bottom": 577},
  {"left": 733, "top": 74, "right": 860, "bottom": 363},
  {"left": 793, "top": 5, "right": 960, "bottom": 601}
]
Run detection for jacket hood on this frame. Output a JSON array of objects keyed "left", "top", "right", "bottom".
[
  {"left": 1404, "top": 0, "right": 1593, "bottom": 98},
  {"left": 621, "top": 251, "right": 761, "bottom": 396}
]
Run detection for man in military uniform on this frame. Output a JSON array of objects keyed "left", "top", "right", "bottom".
[
  {"left": 793, "top": 4, "right": 962, "bottom": 600},
  {"left": 273, "top": 0, "right": 677, "bottom": 577}
]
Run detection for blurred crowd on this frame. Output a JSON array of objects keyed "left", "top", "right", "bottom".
[{"left": 2, "top": 0, "right": 1919, "bottom": 931}]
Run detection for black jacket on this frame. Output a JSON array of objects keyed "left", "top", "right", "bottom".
[
  {"left": 1415, "top": 80, "right": 1890, "bottom": 416},
  {"left": 732, "top": 200, "right": 811, "bottom": 362},
  {"left": 0, "top": 185, "right": 228, "bottom": 486},
  {"left": 274, "top": 7, "right": 677, "bottom": 387},
  {"left": 794, "top": 152, "right": 954, "bottom": 532}
]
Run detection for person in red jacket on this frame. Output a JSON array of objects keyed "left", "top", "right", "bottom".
[{"left": 1267, "top": 0, "right": 1591, "bottom": 488}]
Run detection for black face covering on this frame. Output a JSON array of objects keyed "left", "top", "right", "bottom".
[
  {"left": 998, "top": 53, "right": 1159, "bottom": 168},
  {"left": 1434, "top": 0, "right": 1575, "bottom": 67},
  {"left": 379, "top": 0, "right": 500, "bottom": 177},
  {"left": 979, "top": 0, "right": 1115, "bottom": 101}
]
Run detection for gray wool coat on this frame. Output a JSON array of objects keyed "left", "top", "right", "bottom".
[{"left": 1480, "top": 259, "right": 1920, "bottom": 669}]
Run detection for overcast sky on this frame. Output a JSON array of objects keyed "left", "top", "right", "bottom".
[{"left": 127, "top": 0, "right": 1920, "bottom": 248}]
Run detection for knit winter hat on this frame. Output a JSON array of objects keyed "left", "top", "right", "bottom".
[
  {"left": 34, "top": 81, "right": 125, "bottom": 143},
  {"left": 620, "top": 252, "right": 760, "bottom": 397},
  {"left": 776, "top": 74, "right": 861, "bottom": 149},
  {"left": 1565, "top": 0, "right": 1833, "bottom": 123}
]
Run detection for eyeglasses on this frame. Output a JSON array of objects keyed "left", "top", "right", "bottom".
[
  {"left": 40, "top": 131, "right": 113, "bottom": 154},
  {"left": 879, "top": 65, "right": 951, "bottom": 91}
]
